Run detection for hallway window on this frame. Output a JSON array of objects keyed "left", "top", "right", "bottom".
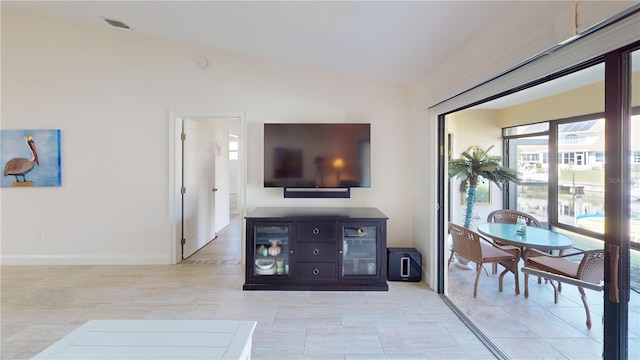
[{"left": 229, "top": 137, "right": 238, "bottom": 160}]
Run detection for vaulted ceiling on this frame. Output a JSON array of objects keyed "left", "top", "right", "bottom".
[{"left": 3, "top": 1, "right": 572, "bottom": 86}]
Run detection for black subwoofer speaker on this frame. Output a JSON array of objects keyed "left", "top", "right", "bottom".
[{"left": 387, "top": 247, "right": 422, "bottom": 282}]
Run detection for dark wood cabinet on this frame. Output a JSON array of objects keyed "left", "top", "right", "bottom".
[{"left": 243, "top": 207, "right": 388, "bottom": 291}]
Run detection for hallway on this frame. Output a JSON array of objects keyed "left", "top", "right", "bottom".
[{"left": 181, "top": 215, "right": 243, "bottom": 265}]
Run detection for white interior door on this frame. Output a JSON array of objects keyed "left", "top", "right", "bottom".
[{"left": 182, "top": 119, "right": 216, "bottom": 259}]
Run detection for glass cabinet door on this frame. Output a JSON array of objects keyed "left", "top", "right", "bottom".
[
  {"left": 253, "top": 224, "right": 290, "bottom": 277},
  {"left": 341, "top": 225, "right": 377, "bottom": 276}
]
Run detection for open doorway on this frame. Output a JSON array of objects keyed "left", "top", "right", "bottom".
[{"left": 169, "top": 110, "right": 247, "bottom": 265}]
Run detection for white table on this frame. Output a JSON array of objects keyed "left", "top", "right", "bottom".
[{"left": 32, "top": 320, "right": 257, "bottom": 360}]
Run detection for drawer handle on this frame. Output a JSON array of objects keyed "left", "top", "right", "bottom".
[
  {"left": 312, "top": 228, "right": 320, "bottom": 235},
  {"left": 313, "top": 268, "right": 320, "bottom": 275},
  {"left": 313, "top": 248, "right": 320, "bottom": 255}
]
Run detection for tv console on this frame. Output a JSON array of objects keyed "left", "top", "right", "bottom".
[{"left": 243, "top": 207, "right": 388, "bottom": 291}]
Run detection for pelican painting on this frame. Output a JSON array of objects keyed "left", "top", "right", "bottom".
[
  {"left": 1, "top": 129, "right": 62, "bottom": 187},
  {"left": 4, "top": 135, "right": 39, "bottom": 182}
]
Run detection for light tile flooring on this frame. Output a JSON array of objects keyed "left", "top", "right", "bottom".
[
  {"left": 447, "top": 255, "right": 640, "bottom": 359},
  {"left": 2, "top": 216, "right": 638, "bottom": 359},
  {"left": 1, "top": 217, "right": 493, "bottom": 360}
]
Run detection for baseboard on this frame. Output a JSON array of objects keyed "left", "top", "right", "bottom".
[{"left": 0, "top": 254, "right": 172, "bottom": 265}]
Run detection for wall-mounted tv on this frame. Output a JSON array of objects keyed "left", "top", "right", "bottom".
[{"left": 264, "top": 123, "right": 371, "bottom": 189}]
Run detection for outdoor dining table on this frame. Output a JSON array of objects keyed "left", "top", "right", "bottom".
[{"left": 477, "top": 222, "right": 575, "bottom": 254}]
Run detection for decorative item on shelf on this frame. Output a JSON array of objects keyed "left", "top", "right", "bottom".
[
  {"left": 344, "top": 227, "right": 367, "bottom": 237},
  {"left": 257, "top": 245, "right": 266, "bottom": 256},
  {"left": 367, "top": 262, "right": 376, "bottom": 275},
  {"left": 343, "top": 240, "right": 349, "bottom": 255},
  {"left": 255, "top": 259, "right": 275, "bottom": 269},
  {"left": 276, "top": 259, "right": 284, "bottom": 275},
  {"left": 255, "top": 259, "right": 276, "bottom": 275},
  {"left": 268, "top": 239, "right": 281, "bottom": 256}
]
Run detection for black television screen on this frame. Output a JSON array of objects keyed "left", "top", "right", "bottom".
[{"left": 264, "top": 123, "right": 371, "bottom": 188}]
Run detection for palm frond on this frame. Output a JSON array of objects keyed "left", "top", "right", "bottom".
[
  {"left": 449, "top": 144, "right": 519, "bottom": 228},
  {"left": 448, "top": 145, "right": 520, "bottom": 190}
]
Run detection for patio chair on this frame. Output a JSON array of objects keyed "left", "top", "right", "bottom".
[
  {"left": 448, "top": 222, "right": 521, "bottom": 298},
  {"left": 486, "top": 209, "right": 544, "bottom": 274},
  {"left": 522, "top": 248, "right": 604, "bottom": 329},
  {"left": 487, "top": 209, "right": 544, "bottom": 228}
]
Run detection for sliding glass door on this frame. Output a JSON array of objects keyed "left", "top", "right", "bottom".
[{"left": 442, "top": 42, "right": 639, "bottom": 359}]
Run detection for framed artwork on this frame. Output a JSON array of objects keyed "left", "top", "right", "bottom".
[
  {"left": 461, "top": 176, "right": 491, "bottom": 205},
  {"left": 1, "top": 129, "right": 62, "bottom": 187}
]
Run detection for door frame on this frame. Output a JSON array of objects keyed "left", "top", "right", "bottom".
[{"left": 169, "top": 109, "right": 248, "bottom": 264}]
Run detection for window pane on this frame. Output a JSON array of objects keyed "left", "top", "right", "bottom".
[
  {"left": 557, "top": 118, "right": 605, "bottom": 232},
  {"left": 503, "top": 122, "right": 548, "bottom": 136},
  {"left": 514, "top": 135, "right": 549, "bottom": 223}
]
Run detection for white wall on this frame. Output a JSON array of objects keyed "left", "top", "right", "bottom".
[{"left": 0, "top": 8, "right": 413, "bottom": 264}]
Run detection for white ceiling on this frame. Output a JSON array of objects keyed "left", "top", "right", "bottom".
[
  {"left": 4, "top": 1, "right": 568, "bottom": 86},
  {"left": 9, "top": 0, "right": 632, "bottom": 110}
]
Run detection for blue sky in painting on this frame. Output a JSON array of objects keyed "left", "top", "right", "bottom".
[{"left": 1, "top": 129, "right": 62, "bottom": 187}]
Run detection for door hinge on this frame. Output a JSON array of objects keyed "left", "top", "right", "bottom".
[
  {"left": 181, "top": 238, "right": 186, "bottom": 245},
  {"left": 181, "top": 186, "right": 186, "bottom": 194},
  {"left": 181, "top": 132, "right": 186, "bottom": 141}
]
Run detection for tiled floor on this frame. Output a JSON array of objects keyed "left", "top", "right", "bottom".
[
  {"left": 3, "top": 216, "right": 638, "bottom": 359},
  {"left": 447, "top": 254, "right": 640, "bottom": 359},
  {"left": 1, "top": 217, "right": 494, "bottom": 360}
]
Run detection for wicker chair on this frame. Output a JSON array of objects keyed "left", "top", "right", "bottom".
[
  {"left": 522, "top": 249, "right": 605, "bottom": 329},
  {"left": 448, "top": 222, "right": 521, "bottom": 297},
  {"left": 487, "top": 209, "right": 543, "bottom": 228},
  {"left": 486, "top": 209, "right": 544, "bottom": 274}
]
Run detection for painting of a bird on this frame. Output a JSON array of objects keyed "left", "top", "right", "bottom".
[{"left": 4, "top": 135, "right": 39, "bottom": 182}]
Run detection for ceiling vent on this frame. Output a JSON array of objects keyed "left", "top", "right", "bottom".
[{"left": 103, "top": 18, "right": 130, "bottom": 29}]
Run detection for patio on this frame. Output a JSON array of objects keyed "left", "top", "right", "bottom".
[{"left": 447, "top": 259, "right": 640, "bottom": 359}]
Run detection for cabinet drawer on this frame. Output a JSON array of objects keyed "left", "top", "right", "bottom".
[
  {"left": 294, "top": 262, "right": 336, "bottom": 281},
  {"left": 296, "top": 243, "right": 336, "bottom": 262},
  {"left": 296, "top": 221, "right": 336, "bottom": 242}
]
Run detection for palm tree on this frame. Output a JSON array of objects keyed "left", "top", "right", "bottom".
[{"left": 449, "top": 145, "right": 520, "bottom": 229}]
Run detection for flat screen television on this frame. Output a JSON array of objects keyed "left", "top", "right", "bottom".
[{"left": 264, "top": 123, "right": 371, "bottom": 189}]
